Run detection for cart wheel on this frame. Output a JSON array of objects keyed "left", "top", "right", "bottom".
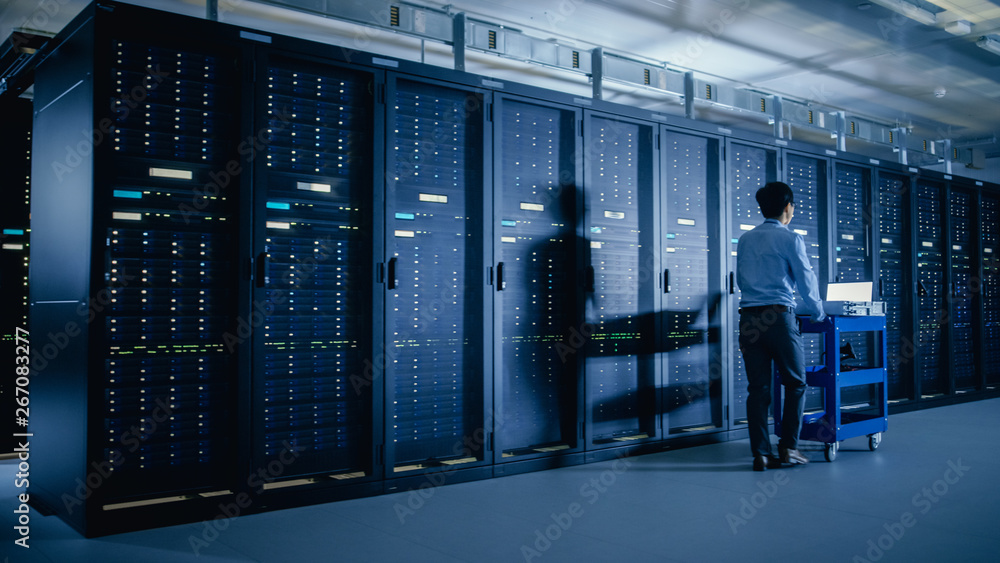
[
  {"left": 868, "top": 433, "right": 882, "bottom": 451},
  {"left": 825, "top": 442, "right": 839, "bottom": 462}
]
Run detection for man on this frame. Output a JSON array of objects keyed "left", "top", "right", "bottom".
[{"left": 737, "top": 181, "right": 825, "bottom": 472}]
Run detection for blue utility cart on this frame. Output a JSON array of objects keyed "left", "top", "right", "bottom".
[{"left": 774, "top": 314, "right": 888, "bottom": 461}]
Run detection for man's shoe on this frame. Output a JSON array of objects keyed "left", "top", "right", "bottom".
[
  {"left": 753, "top": 455, "right": 780, "bottom": 471},
  {"left": 779, "top": 447, "right": 810, "bottom": 465}
]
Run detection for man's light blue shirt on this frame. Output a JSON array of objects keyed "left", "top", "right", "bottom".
[{"left": 737, "top": 218, "right": 825, "bottom": 321}]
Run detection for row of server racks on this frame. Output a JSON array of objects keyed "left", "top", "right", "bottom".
[{"left": 16, "top": 2, "right": 1000, "bottom": 535}]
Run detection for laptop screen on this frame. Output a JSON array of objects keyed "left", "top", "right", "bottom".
[{"left": 825, "top": 281, "right": 873, "bottom": 302}]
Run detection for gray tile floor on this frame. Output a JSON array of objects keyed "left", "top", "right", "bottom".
[{"left": 2, "top": 398, "right": 998, "bottom": 562}]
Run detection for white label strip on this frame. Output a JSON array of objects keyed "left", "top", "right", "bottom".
[
  {"left": 869, "top": 158, "right": 880, "bottom": 165},
  {"left": 825, "top": 149, "right": 837, "bottom": 156},
  {"left": 985, "top": 248, "right": 993, "bottom": 254},
  {"left": 420, "top": 193, "right": 448, "bottom": 204},
  {"left": 922, "top": 241, "right": 933, "bottom": 248},
  {"left": 297, "top": 182, "right": 331, "bottom": 193},
  {"left": 842, "top": 234, "right": 855, "bottom": 241},
  {"left": 953, "top": 245, "right": 961, "bottom": 251},
  {"left": 740, "top": 224, "right": 755, "bottom": 231},
  {"left": 677, "top": 218, "right": 696, "bottom": 226},
  {"left": 501, "top": 236, "right": 517, "bottom": 243},
  {"left": 149, "top": 167, "right": 192, "bottom": 180},
  {"left": 395, "top": 230, "right": 415, "bottom": 238},
  {"left": 3, "top": 243, "right": 24, "bottom": 250},
  {"left": 604, "top": 211, "right": 625, "bottom": 219},
  {"left": 372, "top": 57, "right": 399, "bottom": 67},
  {"left": 882, "top": 238, "right": 892, "bottom": 245},
  {"left": 794, "top": 229, "right": 808, "bottom": 236},
  {"left": 112, "top": 212, "right": 142, "bottom": 221},
  {"left": 776, "top": 139, "right": 788, "bottom": 146},
  {"left": 573, "top": 98, "right": 593, "bottom": 106},
  {"left": 266, "top": 221, "right": 291, "bottom": 230},
  {"left": 520, "top": 202, "right": 544, "bottom": 212},
  {"left": 482, "top": 79, "right": 504, "bottom": 88},
  {"left": 590, "top": 241, "right": 602, "bottom": 249},
  {"left": 666, "top": 247, "right": 676, "bottom": 253}
]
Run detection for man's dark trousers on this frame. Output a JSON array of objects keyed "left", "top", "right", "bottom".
[{"left": 739, "top": 306, "right": 807, "bottom": 457}]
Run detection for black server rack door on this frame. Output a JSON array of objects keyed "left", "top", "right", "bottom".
[
  {"left": 386, "top": 78, "right": 486, "bottom": 470},
  {"left": 253, "top": 58, "right": 376, "bottom": 479},
  {"left": 983, "top": 194, "right": 1000, "bottom": 387},
  {"left": 784, "top": 154, "right": 827, "bottom": 409},
  {"left": 495, "top": 98, "right": 580, "bottom": 457},
  {"left": 662, "top": 131, "right": 722, "bottom": 433},
  {"left": 0, "top": 97, "right": 31, "bottom": 455},
  {"left": 834, "top": 163, "right": 872, "bottom": 284},
  {"left": 949, "top": 188, "right": 977, "bottom": 391},
  {"left": 102, "top": 39, "right": 240, "bottom": 496},
  {"left": 915, "top": 180, "right": 947, "bottom": 397},
  {"left": 728, "top": 142, "right": 777, "bottom": 425},
  {"left": 584, "top": 114, "right": 657, "bottom": 445},
  {"left": 833, "top": 163, "right": 878, "bottom": 405},
  {"left": 877, "top": 172, "right": 912, "bottom": 401}
]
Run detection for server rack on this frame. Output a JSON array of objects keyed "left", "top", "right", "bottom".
[
  {"left": 249, "top": 52, "right": 382, "bottom": 484},
  {"left": 383, "top": 75, "right": 492, "bottom": 474},
  {"left": 832, "top": 161, "right": 878, "bottom": 406},
  {"left": 492, "top": 95, "right": 584, "bottom": 461},
  {"left": 983, "top": 193, "right": 1000, "bottom": 388},
  {"left": 0, "top": 96, "right": 31, "bottom": 455},
  {"left": 876, "top": 170, "right": 914, "bottom": 402},
  {"left": 660, "top": 128, "right": 723, "bottom": 434},
  {"left": 727, "top": 140, "right": 778, "bottom": 425},
  {"left": 914, "top": 179, "right": 947, "bottom": 397},
  {"left": 29, "top": 5, "right": 246, "bottom": 535},
  {"left": 582, "top": 112, "right": 659, "bottom": 447},
  {"left": 783, "top": 152, "right": 828, "bottom": 409},
  {"left": 22, "top": 0, "right": 1000, "bottom": 536},
  {"left": 948, "top": 185, "right": 978, "bottom": 392}
]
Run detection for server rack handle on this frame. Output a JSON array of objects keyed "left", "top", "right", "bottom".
[
  {"left": 585, "top": 266, "right": 595, "bottom": 292},
  {"left": 255, "top": 251, "right": 269, "bottom": 288},
  {"left": 879, "top": 278, "right": 884, "bottom": 298},
  {"left": 663, "top": 269, "right": 670, "bottom": 294},
  {"left": 729, "top": 272, "right": 735, "bottom": 294},
  {"left": 917, "top": 280, "right": 927, "bottom": 297},
  {"left": 496, "top": 262, "right": 506, "bottom": 291},
  {"left": 387, "top": 257, "right": 397, "bottom": 290}
]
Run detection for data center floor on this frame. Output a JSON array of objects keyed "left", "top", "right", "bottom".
[{"left": 3, "top": 397, "right": 998, "bottom": 563}]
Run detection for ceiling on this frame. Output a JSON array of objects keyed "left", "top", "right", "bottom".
[{"left": 3, "top": 0, "right": 1000, "bottom": 168}]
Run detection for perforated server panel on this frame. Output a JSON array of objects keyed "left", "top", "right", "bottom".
[
  {"left": 785, "top": 154, "right": 826, "bottom": 408},
  {"left": 495, "top": 98, "right": 580, "bottom": 457},
  {"left": 949, "top": 188, "right": 977, "bottom": 391},
  {"left": 386, "top": 78, "right": 486, "bottom": 469},
  {"left": 982, "top": 194, "right": 1000, "bottom": 386},
  {"left": 915, "top": 181, "right": 946, "bottom": 396},
  {"left": 729, "top": 143, "right": 777, "bottom": 424},
  {"left": 254, "top": 58, "right": 375, "bottom": 479},
  {"left": 0, "top": 96, "right": 31, "bottom": 454},
  {"left": 99, "top": 38, "right": 241, "bottom": 497},
  {"left": 662, "top": 131, "right": 721, "bottom": 433},
  {"left": 584, "top": 115, "right": 656, "bottom": 444},
  {"left": 877, "top": 172, "right": 911, "bottom": 401}
]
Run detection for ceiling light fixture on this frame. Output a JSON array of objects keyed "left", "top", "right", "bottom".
[
  {"left": 977, "top": 35, "right": 1000, "bottom": 56},
  {"left": 945, "top": 20, "right": 972, "bottom": 36},
  {"left": 868, "top": 0, "right": 938, "bottom": 26}
]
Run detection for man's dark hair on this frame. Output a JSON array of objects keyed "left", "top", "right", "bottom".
[{"left": 756, "top": 181, "right": 794, "bottom": 219}]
